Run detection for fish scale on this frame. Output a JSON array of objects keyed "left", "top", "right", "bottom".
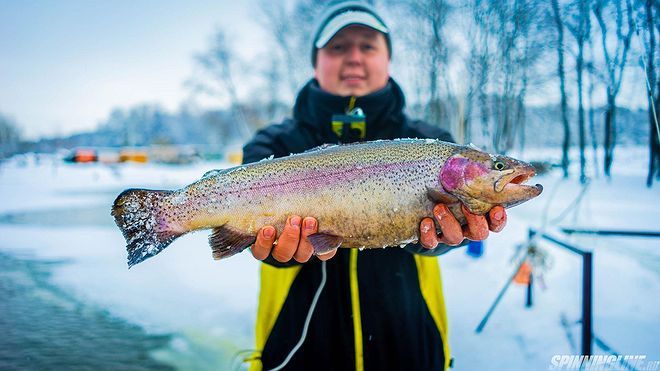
[{"left": 111, "top": 139, "right": 542, "bottom": 267}]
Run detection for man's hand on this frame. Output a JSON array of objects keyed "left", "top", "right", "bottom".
[
  {"left": 419, "top": 205, "right": 507, "bottom": 249},
  {"left": 251, "top": 205, "right": 507, "bottom": 261},
  {"left": 251, "top": 216, "right": 337, "bottom": 263}
]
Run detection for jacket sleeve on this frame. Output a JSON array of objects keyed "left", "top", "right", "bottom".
[
  {"left": 402, "top": 119, "right": 466, "bottom": 256},
  {"left": 242, "top": 122, "right": 292, "bottom": 164},
  {"left": 404, "top": 240, "right": 469, "bottom": 256},
  {"left": 242, "top": 121, "right": 305, "bottom": 268}
]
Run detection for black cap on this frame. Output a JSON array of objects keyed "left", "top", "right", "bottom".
[{"left": 311, "top": 0, "right": 391, "bottom": 66}]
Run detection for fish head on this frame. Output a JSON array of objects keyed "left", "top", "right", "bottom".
[{"left": 439, "top": 148, "right": 543, "bottom": 215}]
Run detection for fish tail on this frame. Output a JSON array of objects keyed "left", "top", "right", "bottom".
[{"left": 111, "top": 188, "right": 183, "bottom": 268}]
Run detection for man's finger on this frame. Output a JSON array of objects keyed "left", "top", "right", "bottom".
[
  {"left": 419, "top": 217, "right": 439, "bottom": 249},
  {"left": 434, "top": 204, "right": 464, "bottom": 246},
  {"left": 462, "top": 205, "right": 489, "bottom": 241},
  {"left": 294, "top": 217, "right": 318, "bottom": 263},
  {"left": 487, "top": 206, "right": 507, "bottom": 233},
  {"left": 272, "top": 216, "right": 301, "bottom": 262},
  {"left": 252, "top": 226, "right": 276, "bottom": 260}
]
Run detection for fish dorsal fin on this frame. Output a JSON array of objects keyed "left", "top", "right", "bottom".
[
  {"left": 209, "top": 225, "right": 256, "bottom": 260},
  {"left": 202, "top": 164, "right": 249, "bottom": 179},
  {"left": 468, "top": 143, "right": 483, "bottom": 152},
  {"left": 303, "top": 143, "right": 338, "bottom": 154},
  {"left": 307, "top": 232, "right": 344, "bottom": 255},
  {"left": 202, "top": 168, "right": 228, "bottom": 178}
]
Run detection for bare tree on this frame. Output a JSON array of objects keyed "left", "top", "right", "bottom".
[
  {"left": 489, "top": 0, "right": 549, "bottom": 154},
  {"left": 470, "top": 0, "right": 495, "bottom": 150},
  {"left": 192, "top": 29, "right": 252, "bottom": 142},
  {"left": 256, "top": 0, "right": 323, "bottom": 99},
  {"left": 642, "top": 0, "right": 660, "bottom": 186},
  {"left": 552, "top": 0, "right": 572, "bottom": 178},
  {"left": 566, "top": 0, "right": 592, "bottom": 184},
  {"left": 263, "top": 52, "right": 286, "bottom": 120},
  {"left": 593, "top": 0, "right": 634, "bottom": 177},
  {"left": 586, "top": 37, "right": 600, "bottom": 177},
  {"left": 392, "top": 0, "right": 455, "bottom": 133},
  {"left": 422, "top": 0, "right": 452, "bottom": 125}
]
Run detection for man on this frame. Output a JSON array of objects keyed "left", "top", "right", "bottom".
[{"left": 242, "top": 1, "right": 506, "bottom": 370}]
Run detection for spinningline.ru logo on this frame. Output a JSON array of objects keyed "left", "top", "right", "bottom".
[{"left": 549, "top": 355, "right": 659, "bottom": 370}]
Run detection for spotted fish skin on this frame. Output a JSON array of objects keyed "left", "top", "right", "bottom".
[{"left": 111, "top": 139, "right": 542, "bottom": 267}]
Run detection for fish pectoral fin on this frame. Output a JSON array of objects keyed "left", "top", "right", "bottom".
[
  {"left": 307, "top": 233, "right": 344, "bottom": 255},
  {"left": 209, "top": 225, "right": 256, "bottom": 260},
  {"left": 426, "top": 187, "right": 459, "bottom": 204}
]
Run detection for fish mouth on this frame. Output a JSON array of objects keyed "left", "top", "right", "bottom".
[{"left": 494, "top": 167, "right": 542, "bottom": 194}]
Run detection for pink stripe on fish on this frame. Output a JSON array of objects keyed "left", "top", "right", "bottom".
[{"left": 234, "top": 159, "right": 439, "bottom": 197}]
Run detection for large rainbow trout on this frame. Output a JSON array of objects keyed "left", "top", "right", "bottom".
[{"left": 112, "top": 139, "right": 542, "bottom": 267}]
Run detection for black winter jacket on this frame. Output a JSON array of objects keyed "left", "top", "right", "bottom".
[{"left": 243, "top": 79, "right": 456, "bottom": 371}]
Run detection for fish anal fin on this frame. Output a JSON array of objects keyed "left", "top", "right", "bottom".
[
  {"left": 426, "top": 187, "right": 459, "bottom": 204},
  {"left": 209, "top": 225, "right": 256, "bottom": 260},
  {"left": 307, "top": 233, "right": 344, "bottom": 255}
]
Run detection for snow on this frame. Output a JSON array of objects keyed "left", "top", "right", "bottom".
[{"left": 0, "top": 147, "right": 658, "bottom": 370}]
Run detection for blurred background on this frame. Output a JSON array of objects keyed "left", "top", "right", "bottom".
[{"left": 0, "top": 0, "right": 658, "bottom": 370}]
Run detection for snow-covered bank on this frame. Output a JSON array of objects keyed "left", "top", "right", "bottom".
[{"left": 0, "top": 156, "right": 259, "bottom": 369}]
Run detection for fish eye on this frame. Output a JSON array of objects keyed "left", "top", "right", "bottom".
[{"left": 493, "top": 161, "right": 506, "bottom": 171}]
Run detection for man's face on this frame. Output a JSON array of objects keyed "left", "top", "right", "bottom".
[{"left": 314, "top": 25, "right": 390, "bottom": 97}]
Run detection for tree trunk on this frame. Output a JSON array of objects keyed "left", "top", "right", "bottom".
[
  {"left": 594, "top": 0, "right": 634, "bottom": 179},
  {"left": 646, "top": 0, "right": 660, "bottom": 187},
  {"left": 552, "top": 0, "right": 571, "bottom": 178},
  {"left": 604, "top": 92, "right": 616, "bottom": 177},
  {"left": 587, "top": 38, "right": 599, "bottom": 178},
  {"left": 577, "top": 46, "right": 587, "bottom": 184},
  {"left": 478, "top": 52, "right": 491, "bottom": 150}
]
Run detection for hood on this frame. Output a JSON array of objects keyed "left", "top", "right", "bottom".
[{"left": 293, "top": 78, "right": 407, "bottom": 143}]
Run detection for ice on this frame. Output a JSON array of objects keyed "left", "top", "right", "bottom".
[{"left": 0, "top": 148, "right": 658, "bottom": 370}]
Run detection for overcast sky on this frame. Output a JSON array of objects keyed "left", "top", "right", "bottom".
[
  {"left": 0, "top": 0, "right": 267, "bottom": 140},
  {"left": 0, "top": 0, "right": 649, "bottom": 141}
]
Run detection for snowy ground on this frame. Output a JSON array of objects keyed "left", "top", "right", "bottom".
[{"left": 0, "top": 147, "right": 658, "bottom": 370}]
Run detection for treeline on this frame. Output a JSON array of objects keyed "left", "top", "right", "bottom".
[
  {"left": 0, "top": 113, "right": 21, "bottom": 158},
  {"left": 16, "top": 103, "right": 285, "bottom": 155},
  {"left": 14, "top": 102, "right": 648, "bottom": 158},
  {"left": 187, "top": 0, "right": 658, "bottom": 183}
]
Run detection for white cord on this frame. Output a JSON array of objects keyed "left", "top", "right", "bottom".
[{"left": 268, "top": 260, "right": 327, "bottom": 371}]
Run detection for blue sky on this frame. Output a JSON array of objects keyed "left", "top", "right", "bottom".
[{"left": 0, "top": 0, "right": 262, "bottom": 139}]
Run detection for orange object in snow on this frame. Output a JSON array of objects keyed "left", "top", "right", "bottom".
[
  {"left": 119, "top": 150, "right": 148, "bottom": 163},
  {"left": 71, "top": 149, "right": 97, "bottom": 163},
  {"left": 514, "top": 261, "right": 532, "bottom": 285}
]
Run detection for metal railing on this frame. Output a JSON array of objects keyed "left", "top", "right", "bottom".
[
  {"left": 528, "top": 228, "right": 593, "bottom": 356},
  {"left": 477, "top": 227, "right": 659, "bottom": 370}
]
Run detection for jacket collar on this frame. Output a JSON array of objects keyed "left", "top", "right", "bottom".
[{"left": 293, "top": 78, "right": 406, "bottom": 142}]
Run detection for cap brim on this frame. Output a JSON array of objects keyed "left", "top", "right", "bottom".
[{"left": 315, "top": 10, "right": 389, "bottom": 49}]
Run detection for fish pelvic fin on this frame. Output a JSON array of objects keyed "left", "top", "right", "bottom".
[
  {"left": 209, "top": 225, "right": 256, "bottom": 260},
  {"left": 307, "top": 233, "right": 344, "bottom": 255},
  {"left": 111, "top": 189, "right": 182, "bottom": 268}
]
